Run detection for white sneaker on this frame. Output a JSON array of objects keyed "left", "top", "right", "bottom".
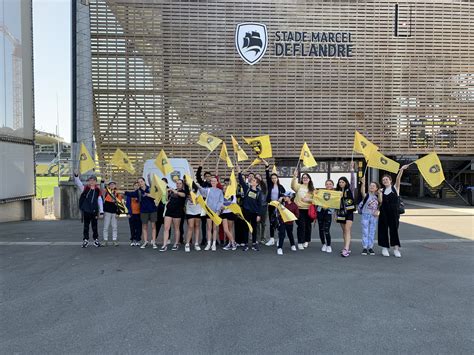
[
  {"left": 140, "top": 241, "right": 148, "bottom": 249},
  {"left": 152, "top": 242, "right": 158, "bottom": 250},
  {"left": 194, "top": 244, "right": 201, "bottom": 251},
  {"left": 382, "top": 247, "right": 390, "bottom": 257},
  {"left": 303, "top": 242, "right": 309, "bottom": 248},
  {"left": 298, "top": 243, "right": 304, "bottom": 250},
  {"left": 277, "top": 248, "right": 283, "bottom": 255},
  {"left": 394, "top": 249, "right": 402, "bottom": 258},
  {"left": 211, "top": 242, "right": 216, "bottom": 251},
  {"left": 321, "top": 244, "right": 327, "bottom": 252},
  {"left": 326, "top": 246, "right": 332, "bottom": 253},
  {"left": 291, "top": 245, "right": 297, "bottom": 251},
  {"left": 265, "top": 238, "right": 275, "bottom": 246},
  {"left": 204, "top": 242, "right": 211, "bottom": 251},
  {"left": 185, "top": 244, "right": 190, "bottom": 253}
]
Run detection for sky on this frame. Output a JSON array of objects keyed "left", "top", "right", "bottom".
[{"left": 33, "top": 0, "right": 71, "bottom": 141}]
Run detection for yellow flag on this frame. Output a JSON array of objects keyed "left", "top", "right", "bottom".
[
  {"left": 225, "top": 170, "right": 237, "bottom": 199},
  {"left": 110, "top": 148, "right": 135, "bottom": 174},
  {"left": 197, "top": 132, "right": 222, "bottom": 152},
  {"left": 268, "top": 201, "right": 298, "bottom": 223},
  {"left": 243, "top": 135, "right": 272, "bottom": 158},
  {"left": 231, "top": 135, "right": 249, "bottom": 161},
  {"left": 196, "top": 195, "right": 222, "bottom": 225},
  {"left": 367, "top": 149, "right": 400, "bottom": 174},
  {"left": 184, "top": 174, "right": 197, "bottom": 203},
  {"left": 250, "top": 158, "right": 262, "bottom": 167},
  {"left": 299, "top": 142, "right": 318, "bottom": 168},
  {"left": 272, "top": 165, "right": 277, "bottom": 174},
  {"left": 227, "top": 203, "right": 253, "bottom": 233},
  {"left": 353, "top": 131, "right": 379, "bottom": 160},
  {"left": 415, "top": 152, "right": 445, "bottom": 188},
  {"left": 154, "top": 149, "right": 174, "bottom": 176},
  {"left": 219, "top": 142, "right": 234, "bottom": 168},
  {"left": 313, "top": 189, "right": 343, "bottom": 209},
  {"left": 79, "top": 142, "right": 95, "bottom": 174},
  {"left": 150, "top": 174, "right": 168, "bottom": 204}
]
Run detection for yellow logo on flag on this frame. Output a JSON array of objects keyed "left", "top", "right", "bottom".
[{"left": 366, "top": 149, "right": 400, "bottom": 174}]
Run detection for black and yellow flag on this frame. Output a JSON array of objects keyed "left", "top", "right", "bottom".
[
  {"left": 196, "top": 195, "right": 222, "bottom": 225},
  {"left": 219, "top": 142, "right": 234, "bottom": 168},
  {"left": 415, "top": 152, "right": 445, "bottom": 188},
  {"left": 299, "top": 142, "right": 318, "bottom": 168},
  {"left": 225, "top": 170, "right": 237, "bottom": 199},
  {"left": 243, "top": 135, "right": 272, "bottom": 159},
  {"left": 79, "top": 142, "right": 95, "bottom": 174},
  {"left": 268, "top": 201, "right": 298, "bottom": 223},
  {"left": 197, "top": 132, "right": 222, "bottom": 152},
  {"left": 367, "top": 149, "right": 400, "bottom": 174},
  {"left": 353, "top": 131, "right": 378, "bottom": 160},
  {"left": 227, "top": 203, "right": 253, "bottom": 232},
  {"left": 150, "top": 174, "right": 168, "bottom": 204},
  {"left": 154, "top": 149, "right": 174, "bottom": 176},
  {"left": 110, "top": 148, "right": 135, "bottom": 174},
  {"left": 313, "top": 189, "right": 343, "bottom": 209}
]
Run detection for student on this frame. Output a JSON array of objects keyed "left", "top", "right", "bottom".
[
  {"left": 124, "top": 177, "right": 158, "bottom": 249},
  {"left": 102, "top": 180, "right": 122, "bottom": 246},
  {"left": 276, "top": 192, "right": 299, "bottom": 255},
  {"left": 155, "top": 177, "right": 168, "bottom": 243},
  {"left": 234, "top": 177, "right": 247, "bottom": 247},
  {"left": 255, "top": 173, "right": 268, "bottom": 244},
  {"left": 74, "top": 171, "right": 104, "bottom": 247},
  {"left": 197, "top": 176, "right": 224, "bottom": 251},
  {"left": 161, "top": 179, "right": 187, "bottom": 251},
  {"left": 335, "top": 165, "right": 356, "bottom": 258},
  {"left": 359, "top": 178, "right": 383, "bottom": 255},
  {"left": 184, "top": 179, "right": 203, "bottom": 252},
  {"left": 317, "top": 179, "right": 335, "bottom": 253},
  {"left": 263, "top": 160, "right": 286, "bottom": 246},
  {"left": 378, "top": 165, "right": 408, "bottom": 257},
  {"left": 126, "top": 181, "right": 142, "bottom": 246},
  {"left": 291, "top": 170, "right": 315, "bottom": 250},
  {"left": 238, "top": 167, "right": 265, "bottom": 251},
  {"left": 221, "top": 178, "right": 237, "bottom": 251}
]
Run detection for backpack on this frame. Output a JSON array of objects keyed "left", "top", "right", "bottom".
[{"left": 357, "top": 194, "right": 370, "bottom": 214}]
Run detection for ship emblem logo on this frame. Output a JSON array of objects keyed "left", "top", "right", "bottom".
[{"left": 235, "top": 23, "right": 268, "bottom": 65}]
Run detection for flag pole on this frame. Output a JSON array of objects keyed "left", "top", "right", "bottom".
[{"left": 203, "top": 149, "right": 215, "bottom": 162}]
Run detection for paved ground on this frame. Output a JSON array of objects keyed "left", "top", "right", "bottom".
[{"left": 1, "top": 202, "right": 473, "bottom": 354}]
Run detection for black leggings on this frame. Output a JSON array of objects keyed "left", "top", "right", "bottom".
[
  {"left": 297, "top": 209, "right": 312, "bottom": 244},
  {"left": 317, "top": 209, "right": 332, "bottom": 246},
  {"left": 268, "top": 205, "right": 278, "bottom": 239},
  {"left": 83, "top": 212, "right": 99, "bottom": 240},
  {"left": 278, "top": 222, "right": 295, "bottom": 248}
]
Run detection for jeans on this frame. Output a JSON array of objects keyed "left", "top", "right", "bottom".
[
  {"left": 103, "top": 212, "right": 118, "bottom": 241},
  {"left": 128, "top": 214, "right": 142, "bottom": 241},
  {"left": 297, "top": 209, "right": 312, "bottom": 244},
  {"left": 278, "top": 222, "right": 295, "bottom": 248},
  {"left": 361, "top": 213, "right": 378, "bottom": 249}
]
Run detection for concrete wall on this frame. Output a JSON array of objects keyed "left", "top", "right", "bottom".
[{"left": 0, "top": 200, "right": 32, "bottom": 223}]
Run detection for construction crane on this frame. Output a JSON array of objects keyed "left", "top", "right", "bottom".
[{"left": 0, "top": 24, "right": 23, "bottom": 130}]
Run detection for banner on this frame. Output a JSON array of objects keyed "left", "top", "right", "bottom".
[
  {"left": 197, "top": 132, "right": 222, "bottom": 152},
  {"left": 299, "top": 142, "right": 318, "bottom": 168},
  {"left": 231, "top": 135, "right": 249, "bottom": 161},
  {"left": 312, "top": 189, "right": 342, "bottom": 209},
  {"left": 79, "top": 142, "right": 95, "bottom": 174},
  {"left": 269, "top": 201, "right": 298, "bottom": 223},
  {"left": 415, "top": 152, "right": 445, "bottom": 188},
  {"left": 110, "top": 148, "right": 135, "bottom": 174},
  {"left": 243, "top": 135, "right": 272, "bottom": 158},
  {"left": 366, "top": 149, "right": 400, "bottom": 174},
  {"left": 154, "top": 149, "right": 174, "bottom": 176}
]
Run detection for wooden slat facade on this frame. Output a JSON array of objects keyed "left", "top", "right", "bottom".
[{"left": 88, "top": 0, "right": 474, "bottom": 185}]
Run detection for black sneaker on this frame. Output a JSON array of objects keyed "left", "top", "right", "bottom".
[
  {"left": 93, "top": 239, "right": 101, "bottom": 247},
  {"left": 82, "top": 239, "right": 89, "bottom": 248},
  {"left": 368, "top": 248, "right": 375, "bottom": 255},
  {"left": 361, "top": 248, "right": 368, "bottom": 255},
  {"left": 251, "top": 243, "right": 260, "bottom": 251},
  {"left": 242, "top": 245, "right": 249, "bottom": 251}
]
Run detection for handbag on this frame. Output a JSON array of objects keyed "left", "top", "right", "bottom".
[{"left": 308, "top": 204, "right": 317, "bottom": 221}]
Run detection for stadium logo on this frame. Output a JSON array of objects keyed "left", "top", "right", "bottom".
[
  {"left": 235, "top": 23, "right": 268, "bottom": 65},
  {"left": 249, "top": 140, "right": 262, "bottom": 154},
  {"left": 380, "top": 157, "right": 388, "bottom": 165},
  {"left": 429, "top": 164, "right": 441, "bottom": 174},
  {"left": 170, "top": 171, "right": 180, "bottom": 182},
  {"left": 323, "top": 192, "right": 331, "bottom": 201},
  {"left": 80, "top": 153, "right": 87, "bottom": 161}
]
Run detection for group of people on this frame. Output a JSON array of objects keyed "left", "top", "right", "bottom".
[{"left": 74, "top": 160, "right": 408, "bottom": 257}]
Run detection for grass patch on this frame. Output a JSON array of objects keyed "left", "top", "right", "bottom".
[{"left": 36, "top": 176, "right": 69, "bottom": 199}]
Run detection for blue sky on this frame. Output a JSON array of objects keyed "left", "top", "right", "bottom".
[{"left": 33, "top": 0, "right": 71, "bottom": 141}]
